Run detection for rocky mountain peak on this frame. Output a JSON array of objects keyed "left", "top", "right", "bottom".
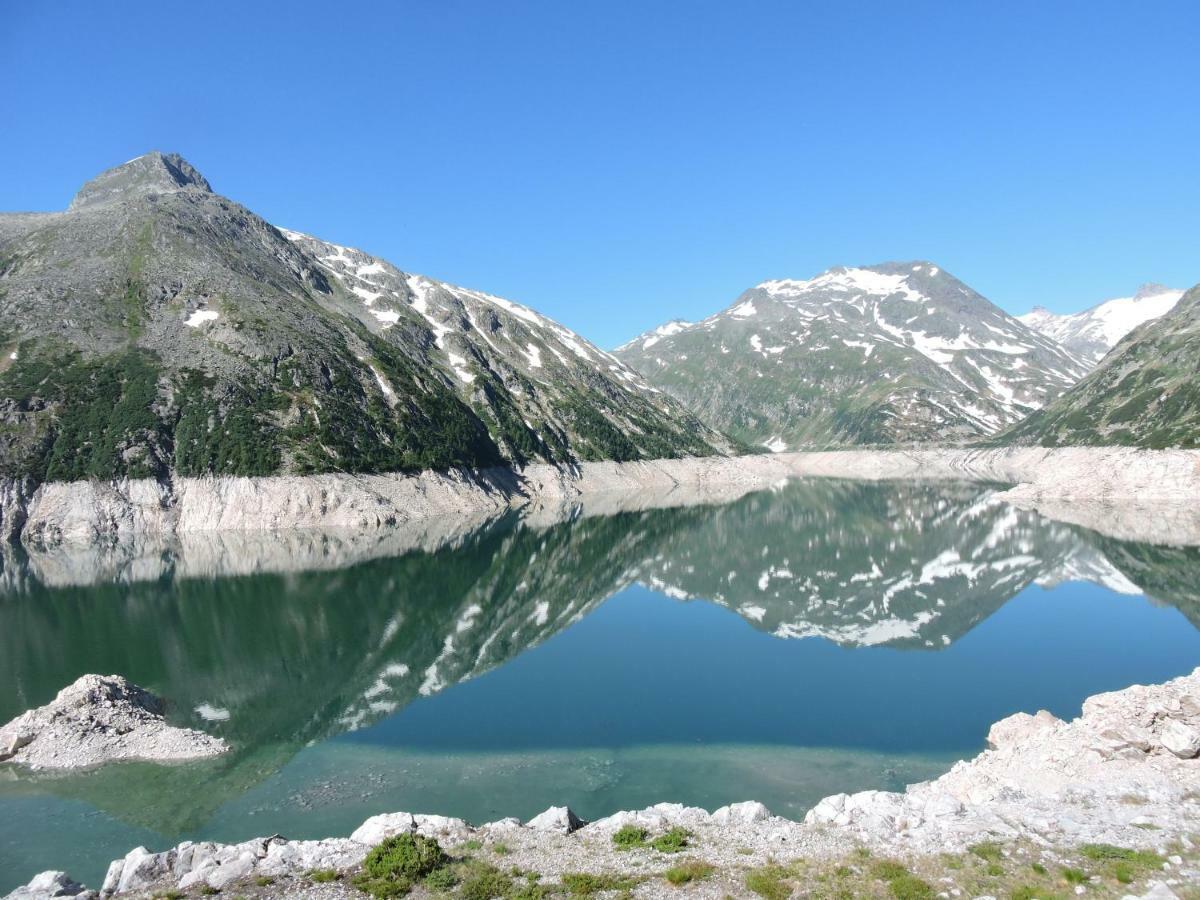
[
  {"left": 69, "top": 151, "right": 213, "bottom": 210},
  {"left": 1133, "top": 282, "right": 1173, "bottom": 301}
]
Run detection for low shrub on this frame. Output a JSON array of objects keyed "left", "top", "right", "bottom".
[
  {"left": 307, "top": 868, "right": 340, "bottom": 883},
  {"left": 459, "top": 862, "right": 513, "bottom": 900},
  {"left": 871, "top": 860, "right": 910, "bottom": 881},
  {"left": 889, "top": 874, "right": 934, "bottom": 900},
  {"left": 612, "top": 825, "right": 649, "bottom": 849},
  {"left": 650, "top": 827, "right": 691, "bottom": 853}
]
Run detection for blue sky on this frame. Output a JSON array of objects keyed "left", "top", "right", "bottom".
[{"left": 2, "top": 1, "right": 1197, "bottom": 348}]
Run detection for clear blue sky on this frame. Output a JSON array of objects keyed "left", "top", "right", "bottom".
[{"left": 2, "top": 1, "right": 1197, "bottom": 348}]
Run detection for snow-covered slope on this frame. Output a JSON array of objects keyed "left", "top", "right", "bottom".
[
  {"left": 1019, "top": 284, "right": 1184, "bottom": 365},
  {"left": 615, "top": 262, "right": 1089, "bottom": 448}
]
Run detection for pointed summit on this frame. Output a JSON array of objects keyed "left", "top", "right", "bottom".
[
  {"left": 69, "top": 151, "right": 212, "bottom": 210},
  {"left": 1133, "top": 282, "right": 1173, "bottom": 301}
]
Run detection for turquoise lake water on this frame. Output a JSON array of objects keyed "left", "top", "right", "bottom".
[{"left": 1, "top": 479, "right": 1199, "bottom": 890}]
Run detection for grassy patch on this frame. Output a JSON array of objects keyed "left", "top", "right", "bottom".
[
  {"left": 871, "top": 860, "right": 910, "bottom": 881},
  {"left": 664, "top": 859, "right": 715, "bottom": 885},
  {"left": 612, "top": 824, "right": 650, "bottom": 850},
  {"left": 1079, "top": 842, "right": 1163, "bottom": 884},
  {"left": 459, "top": 862, "right": 513, "bottom": 900},
  {"left": 1062, "top": 867, "right": 1088, "bottom": 885},
  {"left": 560, "top": 872, "right": 642, "bottom": 896},
  {"left": 889, "top": 874, "right": 935, "bottom": 900},
  {"left": 745, "top": 864, "right": 792, "bottom": 900},
  {"left": 649, "top": 827, "right": 691, "bottom": 854},
  {"left": 969, "top": 841, "right": 1005, "bottom": 862},
  {"left": 307, "top": 868, "right": 340, "bottom": 882}
]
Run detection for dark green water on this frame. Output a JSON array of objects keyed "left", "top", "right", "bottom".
[{"left": 2, "top": 479, "right": 1199, "bottom": 890}]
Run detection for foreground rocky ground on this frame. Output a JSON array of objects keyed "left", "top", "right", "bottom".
[{"left": 6, "top": 669, "right": 1199, "bottom": 899}]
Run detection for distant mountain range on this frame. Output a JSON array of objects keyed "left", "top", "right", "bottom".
[
  {"left": 1004, "top": 284, "right": 1200, "bottom": 448},
  {"left": 614, "top": 263, "right": 1088, "bottom": 450},
  {"left": 1018, "top": 284, "right": 1183, "bottom": 364},
  {"left": 1, "top": 152, "right": 1197, "bottom": 475},
  {"left": 0, "top": 152, "right": 730, "bottom": 483}
]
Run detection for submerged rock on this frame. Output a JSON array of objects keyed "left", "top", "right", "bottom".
[{"left": 0, "top": 674, "right": 227, "bottom": 770}]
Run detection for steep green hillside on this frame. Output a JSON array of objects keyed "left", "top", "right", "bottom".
[{"left": 0, "top": 153, "right": 730, "bottom": 483}]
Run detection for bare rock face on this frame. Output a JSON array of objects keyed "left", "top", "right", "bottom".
[
  {"left": 806, "top": 666, "right": 1200, "bottom": 852},
  {"left": 0, "top": 674, "right": 227, "bottom": 770}
]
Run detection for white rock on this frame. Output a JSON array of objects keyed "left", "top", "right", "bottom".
[
  {"left": 710, "top": 801, "right": 772, "bottom": 825},
  {"left": 2, "top": 870, "right": 90, "bottom": 899},
  {"left": 115, "top": 847, "right": 174, "bottom": 893},
  {"left": 1121, "top": 881, "right": 1180, "bottom": 900},
  {"left": 481, "top": 817, "right": 522, "bottom": 831},
  {"left": 1160, "top": 720, "right": 1200, "bottom": 759},
  {"left": 526, "top": 806, "right": 583, "bottom": 834},
  {"left": 351, "top": 811, "right": 416, "bottom": 845}
]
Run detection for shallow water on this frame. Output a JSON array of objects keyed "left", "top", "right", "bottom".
[{"left": 1, "top": 479, "right": 1199, "bottom": 890}]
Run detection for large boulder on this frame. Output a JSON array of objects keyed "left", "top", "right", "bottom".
[
  {"left": 526, "top": 806, "right": 584, "bottom": 834},
  {"left": 2, "top": 871, "right": 92, "bottom": 899}
]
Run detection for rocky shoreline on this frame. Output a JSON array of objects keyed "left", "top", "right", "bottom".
[
  {"left": 2, "top": 447, "right": 1198, "bottom": 548},
  {"left": 6, "top": 668, "right": 1198, "bottom": 899}
]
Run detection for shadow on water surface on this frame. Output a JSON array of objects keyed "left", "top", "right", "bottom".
[{"left": 1, "top": 478, "right": 1199, "bottom": 889}]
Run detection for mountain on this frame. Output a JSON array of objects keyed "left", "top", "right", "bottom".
[
  {"left": 1019, "top": 283, "right": 1184, "bottom": 365},
  {"left": 1003, "top": 283, "right": 1200, "bottom": 448},
  {"left": 614, "top": 263, "right": 1088, "bottom": 450},
  {"left": 0, "top": 153, "right": 729, "bottom": 484}
]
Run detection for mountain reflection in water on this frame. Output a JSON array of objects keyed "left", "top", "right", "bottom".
[{"left": 1, "top": 478, "right": 1199, "bottom": 891}]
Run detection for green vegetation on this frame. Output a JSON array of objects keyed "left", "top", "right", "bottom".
[
  {"left": 609, "top": 824, "right": 690, "bottom": 853},
  {"left": 871, "top": 860, "right": 911, "bottom": 881},
  {"left": 888, "top": 874, "right": 935, "bottom": 900},
  {"left": 458, "top": 862, "right": 514, "bottom": 900},
  {"left": 969, "top": 841, "right": 1005, "bottom": 862},
  {"left": 1061, "top": 867, "right": 1087, "bottom": 884},
  {"left": 612, "top": 825, "right": 649, "bottom": 850},
  {"left": 649, "top": 827, "right": 691, "bottom": 853},
  {"left": 0, "top": 347, "right": 169, "bottom": 481},
  {"left": 560, "top": 872, "right": 641, "bottom": 896},
  {"left": 664, "top": 859, "right": 715, "bottom": 885},
  {"left": 423, "top": 866, "right": 459, "bottom": 891},
  {"left": 351, "top": 833, "right": 449, "bottom": 896},
  {"left": 744, "top": 864, "right": 792, "bottom": 900},
  {"left": 307, "top": 867, "right": 341, "bottom": 882}
]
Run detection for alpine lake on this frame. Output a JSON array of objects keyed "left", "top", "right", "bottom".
[{"left": 2, "top": 478, "right": 1199, "bottom": 891}]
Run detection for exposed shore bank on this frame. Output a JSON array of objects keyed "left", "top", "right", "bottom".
[
  {"left": 2, "top": 447, "right": 1198, "bottom": 548},
  {"left": 5, "top": 668, "right": 1198, "bottom": 899}
]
